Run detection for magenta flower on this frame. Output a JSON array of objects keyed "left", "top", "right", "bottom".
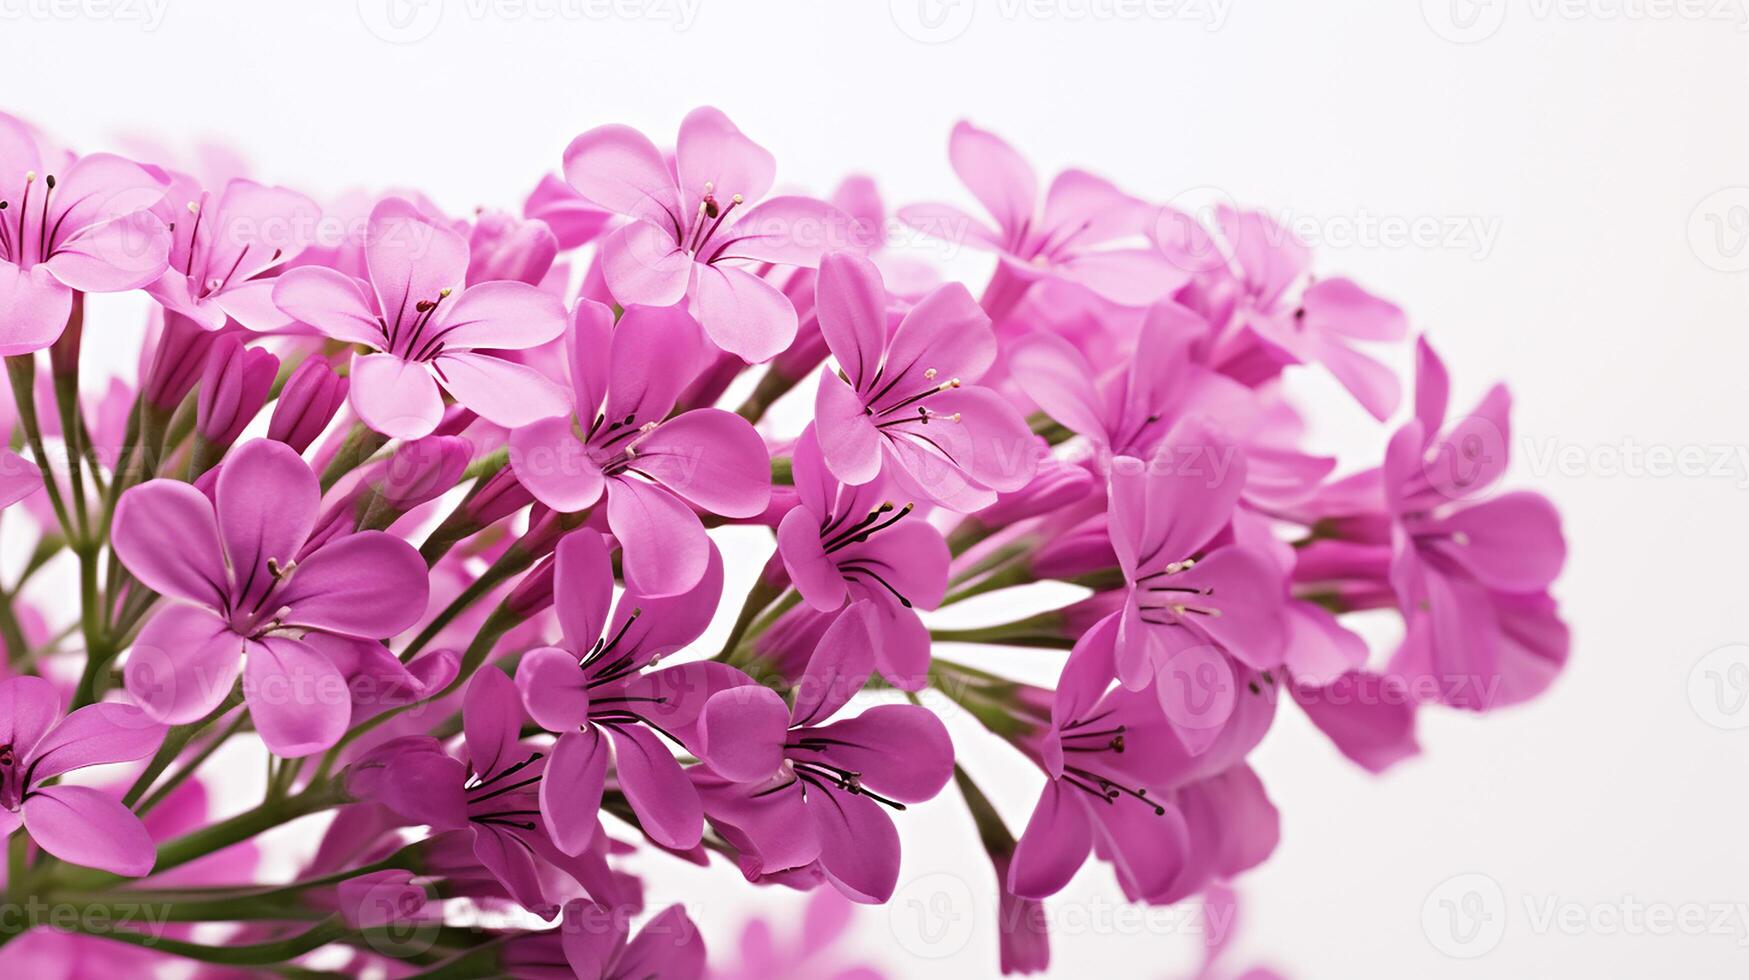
[
  {"left": 0, "top": 113, "right": 170, "bottom": 355},
  {"left": 509, "top": 300, "right": 770, "bottom": 596},
  {"left": 693, "top": 605, "right": 954, "bottom": 903},
  {"left": 776, "top": 425, "right": 949, "bottom": 690},
  {"left": 1106, "top": 423, "right": 1287, "bottom": 752},
  {"left": 513, "top": 531, "right": 750, "bottom": 855},
  {"left": 1383, "top": 338, "right": 1566, "bottom": 709},
  {"left": 560, "top": 901, "right": 705, "bottom": 979},
  {"left": 812, "top": 250, "right": 1035, "bottom": 511},
  {"left": 1007, "top": 613, "right": 1275, "bottom": 902},
  {"left": 271, "top": 196, "right": 569, "bottom": 439},
  {"left": 147, "top": 175, "right": 321, "bottom": 330},
  {"left": 113, "top": 439, "right": 430, "bottom": 756},
  {"left": 898, "top": 121, "right": 1182, "bottom": 307},
  {"left": 562, "top": 106, "right": 850, "bottom": 362},
  {"left": 0, "top": 677, "right": 166, "bottom": 876}
]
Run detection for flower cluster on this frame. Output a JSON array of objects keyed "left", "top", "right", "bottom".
[{"left": 0, "top": 106, "right": 1566, "bottom": 977}]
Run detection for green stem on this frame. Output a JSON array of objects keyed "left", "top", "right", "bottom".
[
  {"left": 136, "top": 710, "right": 249, "bottom": 815},
  {"left": 734, "top": 366, "right": 798, "bottom": 423},
  {"left": 716, "top": 575, "right": 783, "bottom": 660},
  {"left": 68, "top": 915, "right": 349, "bottom": 965},
  {"left": 319, "top": 424, "right": 388, "bottom": 493},
  {"left": 930, "top": 610, "right": 1069, "bottom": 648}
]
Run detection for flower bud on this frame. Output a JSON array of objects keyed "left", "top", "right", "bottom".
[
  {"left": 196, "top": 336, "right": 278, "bottom": 448},
  {"left": 268, "top": 357, "right": 348, "bottom": 453},
  {"left": 466, "top": 209, "right": 559, "bottom": 286},
  {"left": 377, "top": 436, "right": 472, "bottom": 510},
  {"left": 142, "top": 311, "right": 218, "bottom": 412}
]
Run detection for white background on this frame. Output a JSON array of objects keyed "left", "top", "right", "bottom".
[{"left": 4, "top": 1, "right": 1748, "bottom": 976}]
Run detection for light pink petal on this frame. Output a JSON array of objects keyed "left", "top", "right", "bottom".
[
  {"left": 1041, "top": 169, "right": 1153, "bottom": 244},
  {"left": 814, "top": 251, "right": 890, "bottom": 390},
  {"left": 554, "top": 530, "right": 614, "bottom": 651},
  {"left": 618, "top": 905, "right": 706, "bottom": 979},
  {"left": 1009, "top": 780, "right": 1093, "bottom": 900},
  {"left": 364, "top": 197, "right": 468, "bottom": 324},
  {"left": 112, "top": 479, "right": 226, "bottom": 607},
  {"left": 0, "top": 263, "right": 73, "bottom": 356},
  {"left": 1425, "top": 492, "right": 1565, "bottom": 594},
  {"left": 715, "top": 196, "right": 852, "bottom": 266},
  {"left": 213, "top": 279, "right": 293, "bottom": 331},
  {"left": 509, "top": 415, "right": 605, "bottom": 513},
  {"left": 1292, "top": 672, "right": 1420, "bottom": 773},
  {"left": 633, "top": 408, "right": 771, "bottom": 518},
  {"left": 609, "top": 542, "right": 725, "bottom": 665},
  {"left": 1008, "top": 333, "right": 1108, "bottom": 442},
  {"left": 698, "top": 685, "right": 790, "bottom": 782},
  {"left": 1303, "top": 277, "right": 1408, "bottom": 342},
  {"left": 562, "top": 123, "right": 683, "bottom": 225},
  {"left": 778, "top": 506, "right": 848, "bottom": 612},
  {"left": 606, "top": 478, "right": 709, "bottom": 598},
  {"left": 600, "top": 219, "right": 692, "bottom": 307},
  {"left": 271, "top": 266, "right": 384, "bottom": 346},
  {"left": 1413, "top": 335, "right": 1452, "bottom": 436},
  {"left": 567, "top": 298, "right": 615, "bottom": 414},
  {"left": 515, "top": 647, "right": 592, "bottom": 732},
  {"left": 605, "top": 303, "right": 710, "bottom": 426},
  {"left": 607, "top": 724, "right": 704, "bottom": 849},
  {"left": 884, "top": 280, "right": 996, "bottom": 384},
  {"left": 676, "top": 106, "right": 775, "bottom": 213},
  {"left": 24, "top": 785, "right": 156, "bottom": 876},
  {"left": 1107, "top": 418, "right": 1246, "bottom": 574},
  {"left": 948, "top": 121, "right": 1037, "bottom": 237},
  {"left": 428, "top": 280, "right": 567, "bottom": 351},
  {"left": 541, "top": 728, "right": 607, "bottom": 856},
  {"left": 1281, "top": 602, "right": 1369, "bottom": 685},
  {"left": 43, "top": 210, "right": 169, "bottom": 293},
  {"left": 623, "top": 659, "right": 753, "bottom": 750},
  {"left": 28, "top": 702, "right": 165, "bottom": 781},
  {"left": 1089, "top": 791, "right": 1190, "bottom": 901},
  {"left": 278, "top": 531, "right": 430, "bottom": 637},
  {"left": 560, "top": 899, "right": 631, "bottom": 978},
  {"left": 125, "top": 604, "right": 243, "bottom": 725},
  {"left": 812, "top": 785, "right": 902, "bottom": 903},
  {"left": 1055, "top": 247, "right": 1187, "bottom": 307},
  {"left": 433, "top": 351, "right": 569, "bottom": 428},
  {"left": 0, "top": 676, "right": 62, "bottom": 758},
  {"left": 215, "top": 439, "right": 320, "bottom": 602},
  {"left": 813, "top": 373, "right": 884, "bottom": 487},
  {"left": 244, "top": 635, "right": 350, "bottom": 757},
  {"left": 882, "top": 386, "right": 1036, "bottom": 499},
  {"left": 1155, "top": 642, "right": 1238, "bottom": 753},
  {"left": 692, "top": 262, "right": 799, "bottom": 363},
  {"left": 350, "top": 352, "right": 442, "bottom": 439},
  {"left": 862, "top": 591, "right": 932, "bottom": 692},
  {"left": 1170, "top": 546, "right": 1288, "bottom": 669},
  {"left": 1312, "top": 336, "right": 1401, "bottom": 422}
]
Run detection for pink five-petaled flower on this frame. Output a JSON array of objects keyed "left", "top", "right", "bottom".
[
  {"left": 1108, "top": 419, "right": 1287, "bottom": 753},
  {"left": 513, "top": 530, "right": 749, "bottom": 856},
  {"left": 562, "top": 106, "right": 850, "bottom": 363},
  {"left": 1383, "top": 337, "right": 1566, "bottom": 709},
  {"left": 271, "top": 196, "right": 569, "bottom": 439},
  {"left": 1007, "top": 613, "right": 1276, "bottom": 903},
  {"left": 776, "top": 425, "right": 949, "bottom": 691},
  {"left": 559, "top": 901, "right": 705, "bottom": 980},
  {"left": 898, "top": 121, "right": 1183, "bottom": 308},
  {"left": 0, "top": 676, "right": 167, "bottom": 876},
  {"left": 509, "top": 300, "right": 770, "bottom": 597},
  {"left": 0, "top": 113, "right": 170, "bottom": 355},
  {"left": 812, "top": 250, "right": 1035, "bottom": 511},
  {"left": 693, "top": 604, "right": 954, "bottom": 903},
  {"left": 147, "top": 175, "right": 322, "bottom": 331},
  {"left": 113, "top": 439, "right": 430, "bottom": 756}
]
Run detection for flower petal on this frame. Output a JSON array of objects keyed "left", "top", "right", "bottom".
[
  {"left": 509, "top": 415, "right": 605, "bottom": 513},
  {"left": 541, "top": 727, "right": 608, "bottom": 856},
  {"left": 125, "top": 604, "right": 243, "bottom": 725},
  {"left": 515, "top": 646, "right": 593, "bottom": 733},
  {"left": 243, "top": 635, "right": 350, "bottom": 757},
  {"left": 433, "top": 351, "right": 569, "bottom": 428},
  {"left": 691, "top": 262, "right": 798, "bottom": 364},
  {"left": 24, "top": 785, "right": 156, "bottom": 876},
  {"left": 608, "top": 724, "right": 703, "bottom": 849},
  {"left": 111, "top": 479, "right": 226, "bottom": 608},
  {"left": 633, "top": 409, "right": 770, "bottom": 519},
  {"left": 0, "top": 263, "right": 73, "bottom": 356},
  {"left": 278, "top": 531, "right": 430, "bottom": 638},
  {"left": 605, "top": 478, "right": 708, "bottom": 598},
  {"left": 698, "top": 685, "right": 790, "bottom": 783},
  {"left": 349, "top": 352, "right": 442, "bottom": 439}
]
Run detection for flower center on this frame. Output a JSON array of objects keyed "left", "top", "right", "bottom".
[
  {"left": 383, "top": 287, "right": 455, "bottom": 361},
  {"left": 0, "top": 171, "right": 56, "bottom": 268},
  {"left": 1136, "top": 558, "right": 1221, "bottom": 624},
  {"left": 682, "top": 181, "right": 744, "bottom": 260},
  {"left": 1056, "top": 713, "right": 1165, "bottom": 815},
  {"left": 464, "top": 750, "right": 545, "bottom": 831}
]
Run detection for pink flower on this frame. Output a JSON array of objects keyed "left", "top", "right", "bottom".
[
  {"left": 1105, "top": 422, "right": 1287, "bottom": 751},
  {"left": 812, "top": 250, "right": 1035, "bottom": 511},
  {"left": 0, "top": 676, "right": 166, "bottom": 876},
  {"left": 508, "top": 300, "right": 770, "bottom": 597},
  {"left": 0, "top": 113, "right": 170, "bottom": 355},
  {"left": 147, "top": 175, "right": 321, "bottom": 330},
  {"left": 513, "top": 531, "right": 751, "bottom": 855},
  {"left": 899, "top": 121, "right": 1183, "bottom": 308},
  {"left": 1007, "top": 614, "right": 1275, "bottom": 903},
  {"left": 271, "top": 196, "right": 569, "bottom": 439},
  {"left": 560, "top": 901, "right": 705, "bottom": 979},
  {"left": 562, "top": 106, "right": 850, "bottom": 362},
  {"left": 112, "top": 439, "right": 430, "bottom": 755},
  {"left": 693, "top": 604, "right": 954, "bottom": 903},
  {"left": 776, "top": 425, "right": 949, "bottom": 691}
]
